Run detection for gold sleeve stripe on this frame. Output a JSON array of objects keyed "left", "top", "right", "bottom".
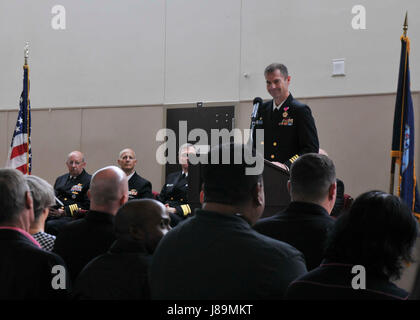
[
  {"left": 69, "top": 204, "right": 79, "bottom": 216},
  {"left": 181, "top": 204, "right": 191, "bottom": 216},
  {"left": 289, "top": 154, "right": 299, "bottom": 163}
]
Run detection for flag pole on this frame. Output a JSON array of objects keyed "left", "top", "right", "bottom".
[
  {"left": 389, "top": 13, "right": 408, "bottom": 194},
  {"left": 24, "top": 42, "right": 30, "bottom": 173}
]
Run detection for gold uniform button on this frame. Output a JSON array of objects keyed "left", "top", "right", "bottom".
[
  {"left": 273, "top": 142, "right": 277, "bottom": 146},
  {"left": 64, "top": 198, "right": 67, "bottom": 201},
  {"left": 271, "top": 155, "right": 275, "bottom": 159},
  {"left": 180, "top": 198, "right": 183, "bottom": 202},
  {"left": 170, "top": 197, "right": 174, "bottom": 200}
]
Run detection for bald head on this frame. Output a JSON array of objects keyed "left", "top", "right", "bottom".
[
  {"left": 115, "top": 199, "right": 170, "bottom": 253},
  {"left": 89, "top": 166, "right": 129, "bottom": 214}
]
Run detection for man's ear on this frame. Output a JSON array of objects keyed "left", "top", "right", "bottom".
[
  {"left": 25, "top": 191, "right": 33, "bottom": 210},
  {"left": 329, "top": 182, "right": 337, "bottom": 201},
  {"left": 199, "top": 190, "right": 204, "bottom": 204},
  {"left": 120, "top": 193, "right": 129, "bottom": 206},
  {"left": 253, "top": 182, "right": 264, "bottom": 207}
]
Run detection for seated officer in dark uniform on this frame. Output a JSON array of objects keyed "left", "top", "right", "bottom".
[
  {"left": 46, "top": 150, "right": 91, "bottom": 235},
  {"left": 117, "top": 148, "right": 153, "bottom": 200},
  {"left": 158, "top": 144, "right": 196, "bottom": 226},
  {"left": 254, "top": 63, "right": 319, "bottom": 172}
]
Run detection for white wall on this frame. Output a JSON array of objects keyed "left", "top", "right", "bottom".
[{"left": 1, "top": 0, "right": 419, "bottom": 109}]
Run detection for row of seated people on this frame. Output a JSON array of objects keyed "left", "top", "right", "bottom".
[
  {"left": 47, "top": 145, "right": 348, "bottom": 239},
  {"left": 0, "top": 143, "right": 418, "bottom": 299},
  {"left": 46, "top": 145, "right": 195, "bottom": 237}
]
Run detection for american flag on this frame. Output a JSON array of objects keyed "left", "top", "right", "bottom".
[{"left": 6, "top": 64, "right": 32, "bottom": 174}]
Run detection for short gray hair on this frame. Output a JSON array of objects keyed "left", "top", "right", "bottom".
[
  {"left": 264, "top": 63, "right": 289, "bottom": 78},
  {"left": 25, "top": 175, "right": 56, "bottom": 221},
  {"left": 0, "top": 169, "right": 30, "bottom": 224}
]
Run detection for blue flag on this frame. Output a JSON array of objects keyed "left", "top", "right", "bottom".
[{"left": 391, "top": 35, "right": 420, "bottom": 215}]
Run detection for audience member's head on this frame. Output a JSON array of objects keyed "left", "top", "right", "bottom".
[
  {"left": 178, "top": 143, "right": 196, "bottom": 172},
  {"left": 117, "top": 148, "right": 137, "bottom": 176},
  {"left": 25, "top": 175, "right": 55, "bottom": 226},
  {"left": 0, "top": 169, "right": 33, "bottom": 230},
  {"left": 66, "top": 151, "right": 86, "bottom": 177},
  {"left": 202, "top": 143, "right": 264, "bottom": 225},
  {"left": 88, "top": 166, "right": 129, "bottom": 215},
  {"left": 289, "top": 153, "right": 337, "bottom": 214},
  {"left": 114, "top": 199, "right": 170, "bottom": 253},
  {"left": 324, "top": 190, "right": 418, "bottom": 280}
]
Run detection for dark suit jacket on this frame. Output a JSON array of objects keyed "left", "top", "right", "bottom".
[
  {"left": 128, "top": 172, "right": 153, "bottom": 200},
  {"left": 53, "top": 210, "right": 116, "bottom": 282},
  {"left": 73, "top": 238, "right": 151, "bottom": 300},
  {"left": 254, "top": 201, "right": 335, "bottom": 270},
  {"left": 286, "top": 260, "right": 408, "bottom": 300},
  {"left": 254, "top": 94, "right": 319, "bottom": 167},
  {"left": 150, "top": 209, "right": 307, "bottom": 300},
  {"left": 0, "top": 228, "right": 69, "bottom": 299}
]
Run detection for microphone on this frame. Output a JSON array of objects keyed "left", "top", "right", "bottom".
[{"left": 251, "top": 97, "right": 263, "bottom": 121}]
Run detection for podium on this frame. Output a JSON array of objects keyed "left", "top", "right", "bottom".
[
  {"left": 187, "top": 159, "right": 291, "bottom": 219},
  {"left": 261, "top": 159, "right": 291, "bottom": 218}
]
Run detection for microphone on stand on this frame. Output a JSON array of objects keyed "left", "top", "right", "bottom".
[
  {"left": 249, "top": 97, "right": 263, "bottom": 151},
  {"left": 251, "top": 97, "right": 263, "bottom": 125}
]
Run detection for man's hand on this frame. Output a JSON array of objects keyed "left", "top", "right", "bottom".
[
  {"left": 271, "top": 161, "right": 289, "bottom": 172},
  {"left": 165, "top": 204, "right": 177, "bottom": 214},
  {"left": 49, "top": 208, "right": 65, "bottom": 217}
]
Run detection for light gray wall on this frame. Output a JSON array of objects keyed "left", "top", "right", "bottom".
[{"left": 1, "top": 0, "right": 419, "bottom": 109}]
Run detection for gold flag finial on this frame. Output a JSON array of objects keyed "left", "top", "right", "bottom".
[{"left": 403, "top": 12, "right": 408, "bottom": 37}]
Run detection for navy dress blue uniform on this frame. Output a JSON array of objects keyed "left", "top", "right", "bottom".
[
  {"left": 128, "top": 172, "right": 153, "bottom": 200},
  {"left": 46, "top": 169, "right": 92, "bottom": 236},
  {"left": 158, "top": 171, "right": 191, "bottom": 226},
  {"left": 54, "top": 169, "right": 91, "bottom": 217},
  {"left": 254, "top": 94, "right": 319, "bottom": 168}
]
